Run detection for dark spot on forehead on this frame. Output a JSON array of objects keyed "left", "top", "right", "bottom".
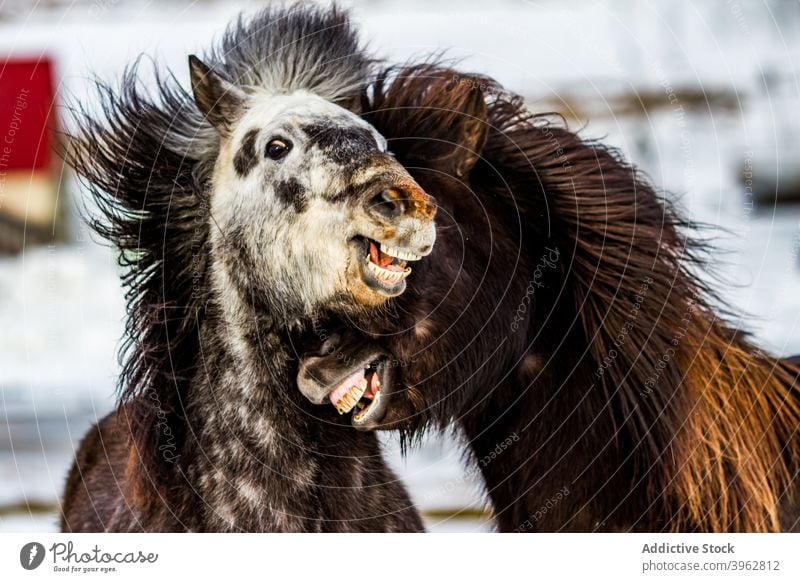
[
  {"left": 301, "top": 120, "right": 378, "bottom": 165},
  {"left": 275, "top": 177, "right": 306, "bottom": 213},
  {"left": 234, "top": 129, "right": 259, "bottom": 176}
]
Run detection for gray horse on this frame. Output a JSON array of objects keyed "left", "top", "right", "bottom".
[{"left": 61, "top": 5, "right": 433, "bottom": 532}]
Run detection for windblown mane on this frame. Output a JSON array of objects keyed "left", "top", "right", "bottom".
[
  {"left": 365, "top": 64, "right": 800, "bottom": 531},
  {"left": 485, "top": 89, "right": 800, "bottom": 532},
  {"left": 64, "top": 5, "right": 373, "bottom": 489}
]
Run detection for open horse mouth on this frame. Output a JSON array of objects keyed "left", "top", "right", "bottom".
[
  {"left": 353, "top": 236, "right": 423, "bottom": 294},
  {"left": 326, "top": 356, "right": 391, "bottom": 427}
]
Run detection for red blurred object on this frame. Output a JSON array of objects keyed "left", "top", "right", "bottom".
[{"left": 0, "top": 57, "right": 56, "bottom": 171}]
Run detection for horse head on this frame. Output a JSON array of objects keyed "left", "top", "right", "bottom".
[{"left": 189, "top": 56, "right": 436, "bottom": 318}]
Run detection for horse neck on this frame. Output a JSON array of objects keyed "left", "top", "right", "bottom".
[{"left": 182, "top": 276, "right": 325, "bottom": 531}]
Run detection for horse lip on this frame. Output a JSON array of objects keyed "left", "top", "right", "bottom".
[{"left": 360, "top": 259, "right": 407, "bottom": 296}]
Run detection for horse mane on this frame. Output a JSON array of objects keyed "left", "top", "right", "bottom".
[
  {"left": 486, "top": 89, "right": 800, "bottom": 532},
  {"left": 64, "top": 4, "right": 373, "bottom": 493},
  {"left": 365, "top": 64, "right": 800, "bottom": 531}
]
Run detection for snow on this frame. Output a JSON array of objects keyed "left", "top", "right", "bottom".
[{"left": 0, "top": 234, "right": 123, "bottom": 414}]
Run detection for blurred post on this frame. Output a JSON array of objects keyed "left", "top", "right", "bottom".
[{"left": 0, "top": 57, "right": 63, "bottom": 253}]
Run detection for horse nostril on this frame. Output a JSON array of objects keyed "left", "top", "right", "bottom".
[{"left": 369, "top": 189, "right": 404, "bottom": 219}]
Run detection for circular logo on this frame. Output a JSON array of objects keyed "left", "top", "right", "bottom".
[{"left": 19, "top": 542, "right": 45, "bottom": 570}]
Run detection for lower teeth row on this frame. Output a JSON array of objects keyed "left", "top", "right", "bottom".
[
  {"left": 353, "top": 386, "right": 380, "bottom": 421},
  {"left": 365, "top": 255, "right": 412, "bottom": 283}
]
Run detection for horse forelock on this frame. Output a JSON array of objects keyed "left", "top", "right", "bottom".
[{"left": 212, "top": 5, "right": 372, "bottom": 105}]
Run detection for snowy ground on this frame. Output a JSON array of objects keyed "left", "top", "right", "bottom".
[{"left": 2, "top": 0, "right": 800, "bottom": 533}]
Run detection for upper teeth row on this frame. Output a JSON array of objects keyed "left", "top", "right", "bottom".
[
  {"left": 381, "top": 245, "right": 422, "bottom": 261},
  {"left": 366, "top": 258, "right": 412, "bottom": 284},
  {"left": 335, "top": 378, "right": 367, "bottom": 414}
]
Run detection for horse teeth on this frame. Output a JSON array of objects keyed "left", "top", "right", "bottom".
[
  {"left": 348, "top": 380, "right": 367, "bottom": 402},
  {"left": 380, "top": 245, "right": 422, "bottom": 262},
  {"left": 335, "top": 396, "right": 350, "bottom": 414},
  {"left": 366, "top": 260, "right": 412, "bottom": 284},
  {"left": 337, "top": 383, "right": 367, "bottom": 415}
]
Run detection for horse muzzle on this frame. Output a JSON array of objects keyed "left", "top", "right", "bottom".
[{"left": 348, "top": 175, "right": 436, "bottom": 296}]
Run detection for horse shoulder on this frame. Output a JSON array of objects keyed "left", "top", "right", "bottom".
[{"left": 60, "top": 403, "right": 174, "bottom": 532}]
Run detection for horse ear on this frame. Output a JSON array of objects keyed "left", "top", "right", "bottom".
[
  {"left": 441, "top": 81, "right": 488, "bottom": 178},
  {"left": 188, "top": 55, "right": 245, "bottom": 134}
]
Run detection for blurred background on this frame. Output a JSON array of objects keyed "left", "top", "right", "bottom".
[{"left": 2, "top": 0, "right": 800, "bottom": 533}]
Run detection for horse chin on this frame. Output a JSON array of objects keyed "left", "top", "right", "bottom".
[
  {"left": 345, "top": 275, "right": 399, "bottom": 308},
  {"left": 358, "top": 268, "right": 407, "bottom": 300}
]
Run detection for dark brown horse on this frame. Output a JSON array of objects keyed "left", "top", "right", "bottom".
[{"left": 299, "top": 64, "right": 800, "bottom": 532}]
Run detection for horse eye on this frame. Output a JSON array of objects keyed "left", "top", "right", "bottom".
[{"left": 266, "top": 138, "right": 291, "bottom": 160}]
